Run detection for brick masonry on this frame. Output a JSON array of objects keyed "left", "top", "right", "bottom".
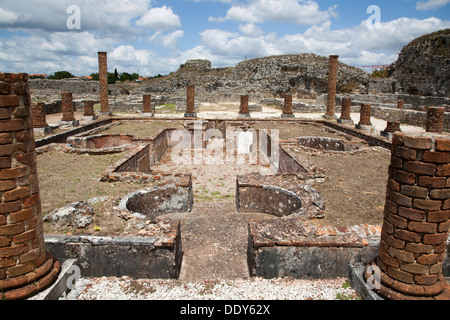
[
  {"left": 364, "top": 132, "right": 450, "bottom": 300},
  {"left": 143, "top": 94, "right": 152, "bottom": 114},
  {"left": 0, "top": 73, "right": 60, "bottom": 300},
  {"left": 83, "top": 101, "right": 95, "bottom": 117},
  {"left": 282, "top": 94, "right": 293, "bottom": 116},
  {"left": 426, "top": 107, "right": 445, "bottom": 133},
  {"left": 31, "top": 103, "right": 48, "bottom": 128},
  {"left": 186, "top": 85, "right": 195, "bottom": 115},
  {"left": 61, "top": 91, "right": 75, "bottom": 122},
  {"left": 340, "top": 97, "right": 352, "bottom": 121},
  {"left": 239, "top": 95, "right": 250, "bottom": 115},
  {"left": 98, "top": 52, "right": 109, "bottom": 115},
  {"left": 358, "top": 103, "right": 373, "bottom": 126},
  {"left": 325, "top": 55, "right": 339, "bottom": 119}
]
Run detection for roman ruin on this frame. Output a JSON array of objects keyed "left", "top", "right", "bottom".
[{"left": 3, "top": 29, "right": 449, "bottom": 301}]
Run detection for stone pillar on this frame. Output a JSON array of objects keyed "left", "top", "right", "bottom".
[
  {"left": 426, "top": 107, "right": 445, "bottom": 133},
  {"left": 142, "top": 94, "right": 153, "bottom": 117},
  {"left": 184, "top": 85, "right": 197, "bottom": 118},
  {"left": 324, "top": 55, "right": 339, "bottom": 120},
  {"left": 381, "top": 121, "right": 402, "bottom": 140},
  {"left": 239, "top": 95, "right": 250, "bottom": 118},
  {"left": 364, "top": 132, "right": 450, "bottom": 300},
  {"left": 98, "top": 52, "right": 110, "bottom": 116},
  {"left": 32, "top": 103, "right": 49, "bottom": 128},
  {"left": 356, "top": 103, "right": 374, "bottom": 131},
  {"left": 338, "top": 97, "right": 353, "bottom": 124},
  {"left": 60, "top": 91, "right": 78, "bottom": 125},
  {"left": 0, "top": 73, "right": 60, "bottom": 300},
  {"left": 397, "top": 99, "right": 404, "bottom": 110},
  {"left": 281, "top": 94, "right": 294, "bottom": 118}
]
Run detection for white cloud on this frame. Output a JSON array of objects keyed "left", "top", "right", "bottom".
[
  {"left": 212, "top": 0, "right": 336, "bottom": 25},
  {"left": 0, "top": 8, "right": 18, "bottom": 24},
  {"left": 239, "top": 23, "right": 264, "bottom": 36},
  {"left": 150, "top": 30, "right": 185, "bottom": 49},
  {"left": 416, "top": 0, "right": 450, "bottom": 10},
  {"left": 136, "top": 6, "right": 182, "bottom": 31}
]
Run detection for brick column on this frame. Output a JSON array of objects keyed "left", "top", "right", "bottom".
[
  {"left": 426, "top": 107, "right": 445, "bottom": 133},
  {"left": 281, "top": 94, "right": 294, "bottom": 118},
  {"left": 324, "top": 55, "right": 339, "bottom": 119},
  {"left": 142, "top": 94, "right": 153, "bottom": 116},
  {"left": 32, "top": 103, "right": 48, "bottom": 128},
  {"left": 83, "top": 101, "right": 95, "bottom": 117},
  {"left": 364, "top": 132, "right": 450, "bottom": 300},
  {"left": 60, "top": 91, "right": 77, "bottom": 124},
  {"left": 397, "top": 99, "right": 404, "bottom": 110},
  {"left": 338, "top": 97, "right": 353, "bottom": 124},
  {"left": 356, "top": 103, "right": 374, "bottom": 131},
  {"left": 184, "top": 85, "right": 197, "bottom": 118},
  {"left": 239, "top": 95, "right": 250, "bottom": 118},
  {"left": 0, "top": 73, "right": 60, "bottom": 300},
  {"left": 381, "top": 121, "right": 401, "bottom": 140},
  {"left": 98, "top": 52, "right": 110, "bottom": 115}
]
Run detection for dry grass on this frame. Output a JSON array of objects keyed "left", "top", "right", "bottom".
[{"left": 100, "top": 120, "right": 185, "bottom": 139}]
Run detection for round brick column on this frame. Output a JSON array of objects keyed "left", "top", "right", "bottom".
[
  {"left": 184, "top": 85, "right": 197, "bottom": 117},
  {"left": 31, "top": 103, "right": 48, "bottom": 128},
  {"left": 281, "top": 94, "right": 294, "bottom": 118},
  {"left": 83, "top": 100, "right": 95, "bottom": 117},
  {"left": 0, "top": 73, "right": 60, "bottom": 300},
  {"left": 426, "top": 107, "right": 445, "bottom": 133},
  {"left": 324, "top": 55, "right": 339, "bottom": 119},
  {"left": 338, "top": 97, "right": 353, "bottom": 123},
  {"left": 143, "top": 94, "right": 152, "bottom": 114},
  {"left": 98, "top": 52, "right": 110, "bottom": 115},
  {"left": 357, "top": 103, "right": 373, "bottom": 126},
  {"left": 364, "top": 132, "right": 450, "bottom": 300},
  {"left": 61, "top": 91, "right": 75, "bottom": 122},
  {"left": 397, "top": 100, "right": 404, "bottom": 110},
  {"left": 238, "top": 95, "right": 250, "bottom": 118}
]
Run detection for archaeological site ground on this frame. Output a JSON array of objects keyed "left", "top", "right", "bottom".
[{"left": 0, "top": 29, "right": 449, "bottom": 302}]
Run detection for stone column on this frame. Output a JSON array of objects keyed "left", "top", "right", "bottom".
[
  {"left": 426, "top": 107, "right": 445, "bottom": 133},
  {"left": 0, "top": 73, "right": 60, "bottom": 300},
  {"left": 142, "top": 94, "right": 153, "bottom": 117},
  {"left": 356, "top": 103, "right": 374, "bottom": 131},
  {"left": 60, "top": 91, "right": 78, "bottom": 125},
  {"left": 281, "top": 94, "right": 294, "bottom": 118},
  {"left": 98, "top": 52, "right": 110, "bottom": 116},
  {"left": 397, "top": 99, "right": 404, "bottom": 110},
  {"left": 32, "top": 103, "right": 49, "bottom": 128},
  {"left": 239, "top": 95, "right": 250, "bottom": 118},
  {"left": 324, "top": 55, "right": 339, "bottom": 120},
  {"left": 184, "top": 85, "right": 197, "bottom": 118},
  {"left": 338, "top": 97, "right": 353, "bottom": 124},
  {"left": 364, "top": 132, "right": 450, "bottom": 300}
]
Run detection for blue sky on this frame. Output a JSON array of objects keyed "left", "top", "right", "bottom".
[{"left": 0, "top": 0, "right": 449, "bottom": 76}]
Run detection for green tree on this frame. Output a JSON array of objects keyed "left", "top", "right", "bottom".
[
  {"left": 48, "top": 71, "right": 74, "bottom": 80},
  {"left": 131, "top": 73, "right": 139, "bottom": 80},
  {"left": 90, "top": 73, "right": 99, "bottom": 81}
]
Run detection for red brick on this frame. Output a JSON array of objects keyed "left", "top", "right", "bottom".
[
  {"left": 408, "top": 221, "right": 437, "bottom": 233},
  {"left": 390, "top": 156, "right": 403, "bottom": 169},
  {"left": 0, "top": 119, "right": 24, "bottom": 132},
  {"left": 394, "top": 229, "right": 421, "bottom": 242},
  {"left": 422, "top": 151, "right": 450, "bottom": 164},
  {"left": 404, "top": 136, "right": 433, "bottom": 150},
  {"left": 389, "top": 190, "right": 412, "bottom": 207},
  {"left": 405, "top": 242, "right": 433, "bottom": 254},
  {"left": 393, "top": 146, "right": 416, "bottom": 160},
  {"left": 417, "top": 254, "right": 442, "bottom": 265},
  {"left": 414, "top": 274, "right": 439, "bottom": 285},
  {"left": 3, "top": 187, "right": 30, "bottom": 202},
  {"left": 0, "top": 165, "right": 28, "bottom": 179},
  {"left": 0, "top": 82, "right": 11, "bottom": 95},
  {"left": 429, "top": 188, "right": 450, "bottom": 200},
  {"left": 9, "top": 208, "right": 33, "bottom": 224},
  {"left": 401, "top": 185, "right": 428, "bottom": 198},
  {"left": 0, "top": 142, "right": 26, "bottom": 157},
  {"left": 389, "top": 247, "right": 415, "bottom": 263},
  {"left": 392, "top": 132, "right": 405, "bottom": 146},
  {"left": 404, "top": 161, "right": 436, "bottom": 175},
  {"left": 413, "top": 198, "right": 442, "bottom": 211},
  {"left": 387, "top": 179, "right": 400, "bottom": 192},
  {"left": 19, "top": 248, "right": 40, "bottom": 264},
  {"left": 0, "top": 244, "right": 27, "bottom": 258},
  {"left": 398, "top": 206, "right": 425, "bottom": 222},
  {"left": 438, "top": 220, "right": 450, "bottom": 233},
  {"left": 0, "top": 180, "right": 16, "bottom": 192},
  {"left": 435, "top": 138, "right": 450, "bottom": 152},
  {"left": 12, "top": 229, "right": 36, "bottom": 244},
  {"left": 382, "top": 230, "right": 405, "bottom": 249},
  {"left": 400, "top": 263, "right": 429, "bottom": 275},
  {"left": 379, "top": 251, "right": 399, "bottom": 268},
  {"left": 0, "top": 214, "right": 5, "bottom": 226},
  {"left": 393, "top": 169, "right": 416, "bottom": 185},
  {"left": 6, "top": 262, "right": 34, "bottom": 278},
  {"left": 418, "top": 176, "right": 445, "bottom": 188},
  {"left": 443, "top": 199, "right": 450, "bottom": 210},
  {"left": 0, "top": 235, "right": 10, "bottom": 247},
  {"left": 423, "top": 232, "right": 448, "bottom": 245},
  {"left": 386, "top": 200, "right": 398, "bottom": 214},
  {"left": 0, "top": 157, "right": 11, "bottom": 169},
  {"left": 0, "top": 222, "right": 24, "bottom": 236},
  {"left": 0, "top": 201, "right": 20, "bottom": 214},
  {"left": 428, "top": 210, "right": 450, "bottom": 223},
  {"left": 0, "top": 95, "right": 19, "bottom": 107},
  {"left": 387, "top": 266, "right": 414, "bottom": 284},
  {"left": 436, "top": 164, "right": 450, "bottom": 176},
  {"left": 0, "top": 133, "right": 12, "bottom": 144},
  {"left": 14, "top": 152, "right": 35, "bottom": 166},
  {"left": 385, "top": 211, "right": 408, "bottom": 228},
  {"left": 21, "top": 193, "right": 40, "bottom": 208}
]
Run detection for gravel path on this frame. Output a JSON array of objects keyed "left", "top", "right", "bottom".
[{"left": 63, "top": 276, "right": 359, "bottom": 300}]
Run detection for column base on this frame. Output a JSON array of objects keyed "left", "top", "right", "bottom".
[
  {"left": 238, "top": 113, "right": 251, "bottom": 118},
  {"left": 59, "top": 120, "right": 79, "bottom": 126},
  {"left": 323, "top": 114, "right": 337, "bottom": 120},
  {"left": 82, "top": 115, "right": 98, "bottom": 121},
  {"left": 337, "top": 119, "right": 354, "bottom": 125},
  {"left": 281, "top": 114, "right": 295, "bottom": 118},
  {"left": 140, "top": 112, "right": 154, "bottom": 117},
  {"left": 184, "top": 112, "right": 197, "bottom": 118},
  {"left": 33, "top": 126, "right": 53, "bottom": 135},
  {"left": 99, "top": 112, "right": 113, "bottom": 116},
  {"left": 0, "top": 254, "right": 61, "bottom": 300},
  {"left": 380, "top": 131, "right": 394, "bottom": 140},
  {"left": 355, "top": 124, "right": 375, "bottom": 132},
  {"left": 363, "top": 260, "right": 450, "bottom": 300}
]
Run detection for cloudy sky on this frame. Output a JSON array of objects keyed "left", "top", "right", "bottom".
[{"left": 0, "top": 0, "right": 449, "bottom": 77}]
